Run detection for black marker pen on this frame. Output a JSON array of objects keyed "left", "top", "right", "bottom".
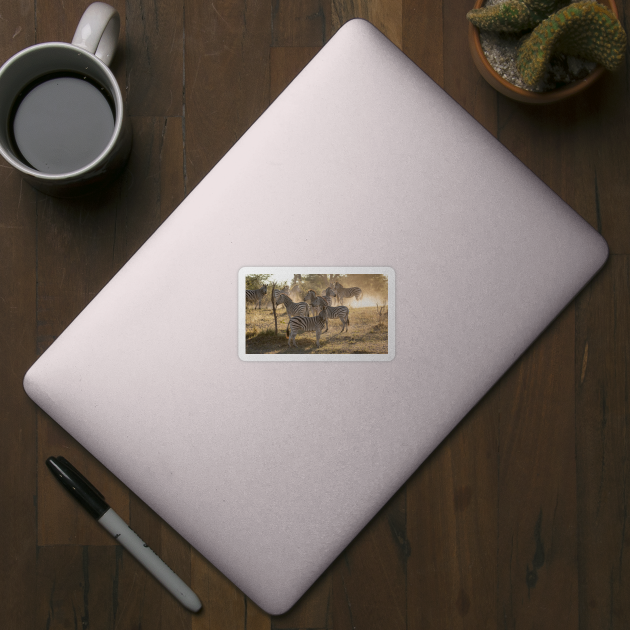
[{"left": 46, "top": 456, "right": 202, "bottom": 612}]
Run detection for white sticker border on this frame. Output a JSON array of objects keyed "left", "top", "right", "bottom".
[{"left": 238, "top": 267, "right": 395, "bottom": 362}]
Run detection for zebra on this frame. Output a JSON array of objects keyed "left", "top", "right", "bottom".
[
  {"left": 272, "top": 285, "right": 289, "bottom": 304},
  {"left": 286, "top": 308, "right": 328, "bottom": 348},
  {"left": 304, "top": 290, "right": 332, "bottom": 316},
  {"left": 333, "top": 282, "right": 363, "bottom": 305},
  {"left": 275, "top": 293, "right": 309, "bottom": 318},
  {"left": 321, "top": 305, "right": 350, "bottom": 332},
  {"left": 325, "top": 286, "right": 338, "bottom": 306},
  {"left": 245, "top": 285, "right": 267, "bottom": 309}
]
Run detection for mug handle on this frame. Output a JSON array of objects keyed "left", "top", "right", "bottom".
[{"left": 71, "top": 2, "right": 120, "bottom": 67}]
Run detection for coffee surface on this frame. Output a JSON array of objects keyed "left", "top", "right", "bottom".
[{"left": 12, "top": 74, "right": 115, "bottom": 174}]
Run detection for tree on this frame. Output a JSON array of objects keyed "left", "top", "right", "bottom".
[
  {"left": 246, "top": 274, "right": 272, "bottom": 290},
  {"left": 270, "top": 283, "right": 278, "bottom": 334}
]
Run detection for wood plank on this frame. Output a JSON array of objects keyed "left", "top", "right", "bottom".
[
  {"left": 583, "top": 72, "right": 630, "bottom": 254},
  {"left": 159, "top": 117, "right": 187, "bottom": 220},
  {"left": 109, "top": 494, "right": 192, "bottom": 629},
  {"left": 402, "top": 0, "right": 444, "bottom": 88},
  {"left": 331, "top": 0, "right": 403, "bottom": 48},
  {"left": 0, "top": 132, "right": 38, "bottom": 630},
  {"left": 126, "top": 0, "right": 184, "bottom": 117},
  {"left": 0, "top": 0, "right": 36, "bottom": 55},
  {"left": 37, "top": 416, "right": 129, "bottom": 546},
  {"left": 330, "top": 486, "right": 407, "bottom": 630},
  {"left": 271, "top": 0, "right": 332, "bottom": 46},
  {"left": 443, "top": 0, "right": 497, "bottom": 131},
  {"left": 36, "top": 545, "right": 119, "bottom": 630},
  {"left": 497, "top": 305, "right": 578, "bottom": 628},
  {"left": 575, "top": 256, "right": 630, "bottom": 629},
  {"left": 112, "top": 116, "right": 185, "bottom": 270},
  {"left": 494, "top": 65, "right": 630, "bottom": 257},
  {"left": 247, "top": 599, "right": 272, "bottom": 630},
  {"left": 496, "top": 97, "right": 597, "bottom": 222},
  {"left": 190, "top": 549, "right": 247, "bottom": 630},
  {"left": 271, "top": 573, "right": 332, "bottom": 629},
  {"left": 184, "top": 0, "right": 272, "bottom": 192},
  {"left": 407, "top": 392, "right": 499, "bottom": 629},
  {"left": 0, "top": 5, "right": 39, "bottom": 629},
  {"left": 270, "top": 47, "right": 321, "bottom": 103}
]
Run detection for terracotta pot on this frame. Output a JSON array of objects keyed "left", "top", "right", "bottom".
[{"left": 468, "top": 0, "right": 619, "bottom": 103}]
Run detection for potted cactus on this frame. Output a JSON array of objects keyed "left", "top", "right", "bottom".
[{"left": 467, "top": 0, "right": 627, "bottom": 103}]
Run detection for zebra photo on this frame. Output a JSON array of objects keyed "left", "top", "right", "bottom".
[
  {"left": 321, "top": 304, "right": 350, "bottom": 332},
  {"left": 244, "top": 271, "right": 389, "bottom": 355},
  {"left": 272, "top": 285, "right": 289, "bottom": 304},
  {"left": 276, "top": 293, "right": 309, "bottom": 318},
  {"left": 333, "top": 282, "right": 363, "bottom": 305},
  {"left": 286, "top": 309, "right": 328, "bottom": 348},
  {"left": 245, "top": 285, "right": 267, "bottom": 309}
]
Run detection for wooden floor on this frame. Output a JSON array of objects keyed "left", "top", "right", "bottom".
[{"left": 1, "top": 0, "right": 629, "bottom": 628}]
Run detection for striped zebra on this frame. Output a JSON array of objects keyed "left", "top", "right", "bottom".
[
  {"left": 272, "top": 285, "right": 289, "bottom": 304},
  {"left": 321, "top": 305, "right": 350, "bottom": 332},
  {"left": 275, "top": 293, "right": 309, "bottom": 318},
  {"left": 333, "top": 282, "right": 363, "bottom": 305},
  {"left": 286, "top": 309, "right": 329, "bottom": 348},
  {"left": 245, "top": 285, "right": 267, "bottom": 309},
  {"left": 325, "top": 286, "right": 338, "bottom": 306},
  {"left": 304, "top": 290, "right": 332, "bottom": 316}
]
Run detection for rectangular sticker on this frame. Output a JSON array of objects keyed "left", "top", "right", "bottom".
[{"left": 238, "top": 267, "right": 394, "bottom": 361}]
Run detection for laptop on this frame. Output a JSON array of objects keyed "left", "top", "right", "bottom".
[{"left": 23, "top": 19, "right": 608, "bottom": 614}]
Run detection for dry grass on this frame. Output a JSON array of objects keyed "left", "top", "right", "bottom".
[{"left": 245, "top": 304, "right": 389, "bottom": 354}]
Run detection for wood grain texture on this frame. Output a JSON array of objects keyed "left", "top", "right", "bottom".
[
  {"left": 112, "top": 116, "right": 185, "bottom": 269},
  {"left": 576, "top": 256, "right": 630, "bottom": 630},
  {"left": 497, "top": 304, "right": 579, "bottom": 629},
  {"left": 184, "top": 0, "right": 271, "bottom": 191},
  {"left": 583, "top": 73, "right": 630, "bottom": 254},
  {"left": 0, "top": 151, "right": 38, "bottom": 630},
  {"left": 37, "top": 416, "right": 129, "bottom": 546},
  {"left": 332, "top": 0, "right": 403, "bottom": 48},
  {"left": 331, "top": 486, "right": 408, "bottom": 630},
  {"left": 403, "top": 0, "right": 444, "bottom": 88},
  {"left": 1, "top": 0, "right": 629, "bottom": 627},
  {"left": 126, "top": 0, "right": 184, "bottom": 117},
  {"left": 271, "top": 573, "right": 332, "bottom": 629},
  {"left": 407, "top": 393, "right": 498, "bottom": 629},
  {"left": 0, "top": 3, "right": 37, "bottom": 628},
  {"left": 272, "top": 0, "right": 332, "bottom": 46},
  {"left": 112, "top": 495, "right": 192, "bottom": 629},
  {"left": 36, "top": 546, "right": 119, "bottom": 630},
  {"left": 443, "top": 0, "right": 497, "bottom": 132},
  {"left": 270, "top": 47, "right": 322, "bottom": 103},
  {"left": 495, "top": 79, "right": 629, "bottom": 256},
  {"left": 0, "top": 6, "right": 39, "bottom": 629},
  {"left": 190, "top": 549, "right": 248, "bottom": 630}
]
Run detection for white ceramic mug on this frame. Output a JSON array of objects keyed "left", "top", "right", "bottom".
[{"left": 0, "top": 2, "right": 131, "bottom": 197}]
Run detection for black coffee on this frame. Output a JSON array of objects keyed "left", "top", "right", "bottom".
[{"left": 10, "top": 73, "right": 115, "bottom": 174}]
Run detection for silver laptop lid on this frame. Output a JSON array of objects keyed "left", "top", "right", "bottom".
[{"left": 24, "top": 19, "right": 607, "bottom": 614}]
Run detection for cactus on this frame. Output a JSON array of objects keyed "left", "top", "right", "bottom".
[
  {"left": 516, "top": 2, "right": 627, "bottom": 85},
  {"left": 467, "top": 0, "right": 568, "bottom": 33}
]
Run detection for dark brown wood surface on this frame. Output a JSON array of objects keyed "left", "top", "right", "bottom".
[{"left": 1, "top": 0, "right": 628, "bottom": 627}]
